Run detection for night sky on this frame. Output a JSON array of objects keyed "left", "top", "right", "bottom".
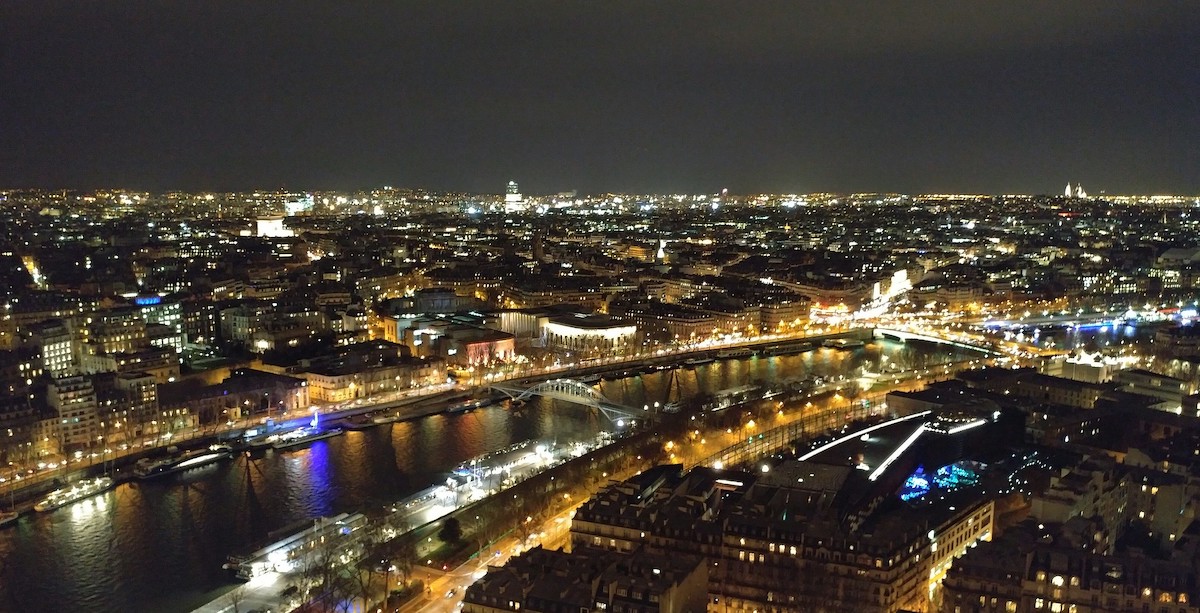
[{"left": 3, "top": 2, "right": 1198, "bottom": 195}]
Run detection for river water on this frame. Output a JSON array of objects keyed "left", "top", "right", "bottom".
[{"left": 0, "top": 340, "right": 975, "bottom": 613}]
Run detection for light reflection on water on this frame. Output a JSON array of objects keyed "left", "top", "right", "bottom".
[
  {"left": 1017, "top": 323, "right": 1153, "bottom": 353},
  {"left": 0, "top": 341, "right": 973, "bottom": 612}
]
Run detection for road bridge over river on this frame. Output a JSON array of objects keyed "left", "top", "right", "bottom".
[{"left": 872, "top": 327, "right": 1004, "bottom": 356}]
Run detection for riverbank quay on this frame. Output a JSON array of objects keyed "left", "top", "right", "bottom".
[
  {"left": 2, "top": 326, "right": 875, "bottom": 508},
  {"left": 0, "top": 385, "right": 466, "bottom": 517},
  {"left": 188, "top": 334, "right": 1000, "bottom": 613},
  {"left": 188, "top": 423, "right": 662, "bottom": 613}
]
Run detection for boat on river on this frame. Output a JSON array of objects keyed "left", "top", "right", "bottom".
[
  {"left": 822, "top": 338, "right": 866, "bottom": 350},
  {"left": 447, "top": 397, "right": 493, "bottom": 414},
  {"left": 0, "top": 510, "right": 18, "bottom": 528},
  {"left": 225, "top": 512, "right": 368, "bottom": 579},
  {"left": 271, "top": 427, "right": 344, "bottom": 450},
  {"left": 34, "top": 477, "right": 114, "bottom": 513},
  {"left": 717, "top": 348, "right": 752, "bottom": 359},
  {"left": 339, "top": 414, "right": 379, "bottom": 431},
  {"left": 757, "top": 343, "right": 814, "bottom": 356},
  {"left": 708, "top": 384, "right": 764, "bottom": 412},
  {"left": 454, "top": 439, "right": 537, "bottom": 475},
  {"left": 134, "top": 445, "right": 233, "bottom": 480}
]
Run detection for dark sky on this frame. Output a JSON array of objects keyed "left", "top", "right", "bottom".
[{"left": 3, "top": 2, "right": 1198, "bottom": 195}]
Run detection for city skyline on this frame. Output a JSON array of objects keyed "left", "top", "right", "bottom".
[
  {"left": 4, "top": 2, "right": 1199, "bottom": 194},
  {"left": 5, "top": 160, "right": 1200, "bottom": 612},
  {"left": 7, "top": 4, "right": 1200, "bottom": 612},
  {"left": 7, "top": 184, "right": 1199, "bottom": 199}
]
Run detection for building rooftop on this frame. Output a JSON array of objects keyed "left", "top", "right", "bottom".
[
  {"left": 465, "top": 544, "right": 705, "bottom": 613},
  {"left": 546, "top": 312, "right": 633, "bottom": 330}
]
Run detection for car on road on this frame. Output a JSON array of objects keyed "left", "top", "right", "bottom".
[{"left": 446, "top": 588, "right": 457, "bottom": 599}]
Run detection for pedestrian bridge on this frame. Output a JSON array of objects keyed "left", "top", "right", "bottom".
[
  {"left": 490, "top": 378, "right": 641, "bottom": 422},
  {"left": 872, "top": 328, "right": 1002, "bottom": 356}
]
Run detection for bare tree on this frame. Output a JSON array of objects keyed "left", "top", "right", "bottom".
[
  {"left": 224, "top": 585, "right": 246, "bottom": 613},
  {"left": 352, "top": 558, "right": 376, "bottom": 613},
  {"left": 297, "top": 537, "right": 344, "bottom": 612},
  {"left": 378, "top": 554, "right": 396, "bottom": 610},
  {"left": 385, "top": 533, "right": 417, "bottom": 588},
  {"left": 473, "top": 512, "right": 507, "bottom": 562},
  {"left": 331, "top": 572, "right": 355, "bottom": 613}
]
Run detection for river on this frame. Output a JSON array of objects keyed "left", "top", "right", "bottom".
[{"left": 0, "top": 340, "right": 976, "bottom": 613}]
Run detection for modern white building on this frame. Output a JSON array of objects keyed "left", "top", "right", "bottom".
[
  {"left": 30, "top": 319, "right": 76, "bottom": 377},
  {"left": 255, "top": 216, "right": 293, "bottom": 238},
  {"left": 48, "top": 375, "right": 99, "bottom": 451},
  {"left": 543, "top": 313, "right": 637, "bottom": 355}
]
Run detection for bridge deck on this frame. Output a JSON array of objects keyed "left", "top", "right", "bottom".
[
  {"left": 873, "top": 328, "right": 1001, "bottom": 355},
  {"left": 490, "top": 379, "right": 640, "bottom": 421}
]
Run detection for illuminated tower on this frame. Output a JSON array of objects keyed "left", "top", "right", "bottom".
[
  {"left": 1065, "top": 183, "right": 1072, "bottom": 197},
  {"left": 1075, "top": 183, "right": 1087, "bottom": 199},
  {"left": 505, "top": 181, "right": 522, "bottom": 204}
]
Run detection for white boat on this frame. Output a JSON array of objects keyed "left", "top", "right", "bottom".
[
  {"left": 707, "top": 384, "right": 765, "bottom": 412},
  {"left": 717, "top": 348, "right": 752, "bottom": 359},
  {"left": 758, "top": 342, "right": 815, "bottom": 356},
  {"left": 134, "top": 445, "right": 233, "bottom": 479},
  {"left": 34, "top": 477, "right": 114, "bottom": 512},
  {"left": 243, "top": 433, "right": 276, "bottom": 450},
  {"left": 226, "top": 512, "right": 368, "bottom": 579},
  {"left": 822, "top": 338, "right": 865, "bottom": 350},
  {"left": 447, "top": 398, "right": 491, "bottom": 414},
  {"left": 684, "top": 357, "right": 715, "bottom": 367},
  {"left": 271, "top": 428, "right": 344, "bottom": 450}
]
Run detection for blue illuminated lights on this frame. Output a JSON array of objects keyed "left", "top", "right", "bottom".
[
  {"left": 899, "top": 466, "right": 931, "bottom": 501},
  {"left": 934, "top": 461, "right": 981, "bottom": 489},
  {"left": 898, "top": 461, "right": 984, "bottom": 502},
  {"left": 133, "top": 295, "right": 162, "bottom": 305}
]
